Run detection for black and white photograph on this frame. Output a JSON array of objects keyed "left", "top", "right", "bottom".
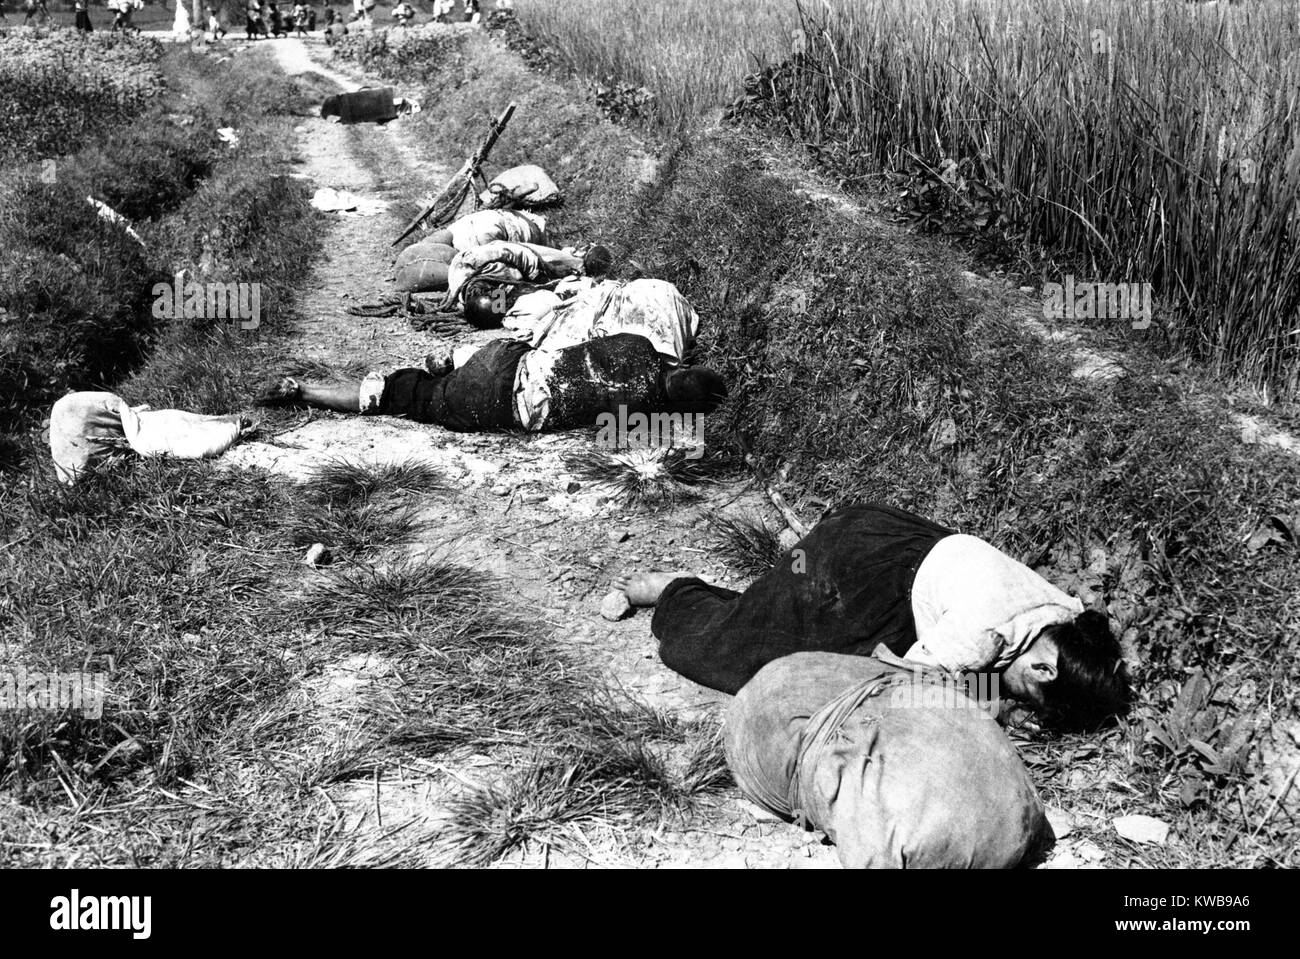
[{"left": 0, "top": 0, "right": 1291, "bottom": 931}]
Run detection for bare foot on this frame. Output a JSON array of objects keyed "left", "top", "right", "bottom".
[
  {"left": 258, "top": 375, "right": 301, "bottom": 406},
  {"left": 613, "top": 570, "right": 697, "bottom": 607}
]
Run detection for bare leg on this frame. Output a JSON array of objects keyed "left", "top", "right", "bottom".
[{"left": 262, "top": 375, "right": 364, "bottom": 413}]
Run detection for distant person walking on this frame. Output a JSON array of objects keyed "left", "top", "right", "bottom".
[
  {"left": 24, "top": 0, "right": 50, "bottom": 25},
  {"left": 265, "top": 1, "right": 286, "bottom": 37},
  {"left": 110, "top": 0, "right": 142, "bottom": 33},
  {"left": 172, "top": 0, "right": 192, "bottom": 37},
  {"left": 74, "top": 0, "right": 94, "bottom": 32},
  {"left": 207, "top": 5, "right": 227, "bottom": 39},
  {"left": 246, "top": 0, "right": 266, "bottom": 38},
  {"left": 464, "top": 0, "right": 480, "bottom": 22},
  {"left": 292, "top": 1, "right": 309, "bottom": 36}
]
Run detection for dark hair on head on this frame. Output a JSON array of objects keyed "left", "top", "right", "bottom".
[
  {"left": 581, "top": 244, "right": 613, "bottom": 277},
  {"left": 461, "top": 278, "right": 520, "bottom": 311},
  {"left": 664, "top": 366, "right": 728, "bottom": 411},
  {"left": 1037, "top": 609, "right": 1130, "bottom": 733}
]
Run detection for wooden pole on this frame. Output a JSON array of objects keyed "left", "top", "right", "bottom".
[{"left": 392, "top": 101, "right": 517, "bottom": 247}]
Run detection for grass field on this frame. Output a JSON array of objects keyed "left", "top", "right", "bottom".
[
  {"left": 512, "top": 0, "right": 1300, "bottom": 394},
  {"left": 513, "top": 0, "right": 793, "bottom": 132}
]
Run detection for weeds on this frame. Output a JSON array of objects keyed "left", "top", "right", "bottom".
[{"left": 711, "top": 511, "right": 784, "bottom": 576}]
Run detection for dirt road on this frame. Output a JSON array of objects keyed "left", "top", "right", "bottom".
[{"left": 218, "top": 36, "right": 841, "bottom": 867}]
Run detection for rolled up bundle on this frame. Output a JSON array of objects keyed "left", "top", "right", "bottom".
[
  {"left": 51, "top": 391, "right": 245, "bottom": 484},
  {"left": 478, "top": 164, "right": 562, "bottom": 209},
  {"left": 725, "top": 652, "right": 1049, "bottom": 869},
  {"left": 394, "top": 239, "right": 457, "bottom": 293}
]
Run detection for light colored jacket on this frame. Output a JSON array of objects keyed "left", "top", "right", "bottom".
[{"left": 906, "top": 533, "right": 1084, "bottom": 671}]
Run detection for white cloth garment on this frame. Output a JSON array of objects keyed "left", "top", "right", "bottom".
[
  {"left": 444, "top": 241, "right": 548, "bottom": 303},
  {"left": 519, "top": 278, "right": 700, "bottom": 365},
  {"left": 446, "top": 209, "right": 548, "bottom": 251},
  {"left": 511, "top": 348, "right": 557, "bottom": 432},
  {"left": 501, "top": 290, "right": 562, "bottom": 332},
  {"left": 50, "top": 391, "right": 245, "bottom": 484},
  {"left": 905, "top": 534, "right": 1085, "bottom": 671}
]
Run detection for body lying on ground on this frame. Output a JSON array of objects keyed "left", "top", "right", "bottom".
[
  {"left": 264, "top": 332, "right": 727, "bottom": 433},
  {"left": 443, "top": 241, "right": 612, "bottom": 309},
  {"left": 424, "top": 209, "right": 549, "bottom": 251},
  {"left": 727, "top": 650, "right": 1051, "bottom": 869},
  {"left": 483, "top": 277, "right": 700, "bottom": 367},
  {"left": 616, "top": 502, "right": 1130, "bottom": 733},
  {"left": 50, "top": 392, "right": 251, "bottom": 485},
  {"left": 320, "top": 87, "right": 420, "bottom": 125},
  {"left": 452, "top": 276, "right": 699, "bottom": 367}
]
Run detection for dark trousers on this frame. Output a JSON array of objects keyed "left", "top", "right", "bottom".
[{"left": 651, "top": 503, "right": 953, "bottom": 694}]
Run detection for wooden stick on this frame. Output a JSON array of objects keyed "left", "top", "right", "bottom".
[
  {"left": 745, "top": 454, "right": 809, "bottom": 537},
  {"left": 392, "top": 102, "right": 517, "bottom": 246}
]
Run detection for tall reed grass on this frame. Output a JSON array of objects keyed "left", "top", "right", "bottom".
[
  {"left": 513, "top": 0, "right": 794, "bottom": 132},
  {"left": 512, "top": 0, "right": 1300, "bottom": 391},
  {"left": 751, "top": 0, "right": 1300, "bottom": 391}
]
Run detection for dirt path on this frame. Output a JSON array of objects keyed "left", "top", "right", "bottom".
[{"left": 219, "top": 36, "right": 840, "bottom": 868}]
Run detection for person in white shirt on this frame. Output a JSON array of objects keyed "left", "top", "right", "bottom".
[{"left": 616, "top": 502, "right": 1130, "bottom": 732}]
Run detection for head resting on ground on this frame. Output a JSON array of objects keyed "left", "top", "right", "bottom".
[
  {"left": 581, "top": 244, "right": 613, "bottom": 278},
  {"left": 461, "top": 279, "right": 519, "bottom": 329},
  {"left": 1002, "top": 609, "right": 1130, "bottom": 733},
  {"left": 663, "top": 366, "right": 727, "bottom": 413}
]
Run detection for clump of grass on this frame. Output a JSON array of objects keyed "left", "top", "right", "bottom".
[
  {"left": 293, "top": 557, "right": 505, "bottom": 645},
  {"left": 565, "top": 447, "right": 716, "bottom": 505},
  {"left": 301, "top": 457, "right": 444, "bottom": 506},
  {"left": 282, "top": 499, "right": 423, "bottom": 555},
  {"left": 434, "top": 754, "right": 617, "bottom": 866},
  {"left": 712, "top": 511, "right": 783, "bottom": 576},
  {"left": 432, "top": 714, "right": 732, "bottom": 866}
]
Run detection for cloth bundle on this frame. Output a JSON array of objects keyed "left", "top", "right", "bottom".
[
  {"left": 726, "top": 652, "right": 1049, "bottom": 869},
  {"left": 394, "top": 239, "right": 457, "bottom": 293},
  {"left": 50, "top": 392, "right": 245, "bottom": 485},
  {"left": 478, "top": 164, "right": 562, "bottom": 209}
]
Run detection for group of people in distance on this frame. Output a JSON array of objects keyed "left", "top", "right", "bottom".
[{"left": 43, "top": 84, "right": 1133, "bottom": 867}]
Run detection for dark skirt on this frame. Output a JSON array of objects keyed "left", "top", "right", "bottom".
[{"left": 651, "top": 503, "right": 954, "bottom": 694}]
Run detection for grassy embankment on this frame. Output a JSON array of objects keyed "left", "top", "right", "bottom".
[
  {"left": 1, "top": 31, "right": 731, "bottom": 867},
  {"left": 336, "top": 15, "right": 1300, "bottom": 866},
  {"left": 0, "top": 38, "right": 348, "bottom": 866}
]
